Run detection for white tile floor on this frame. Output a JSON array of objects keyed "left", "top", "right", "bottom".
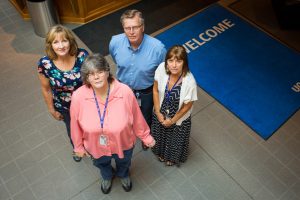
[{"left": 0, "top": 0, "right": 300, "bottom": 200}]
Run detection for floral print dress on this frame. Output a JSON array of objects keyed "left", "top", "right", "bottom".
[{"left": 37, "top": 48, "right": 89, "bottom": 112}]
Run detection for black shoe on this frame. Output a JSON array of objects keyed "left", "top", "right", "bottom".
[
  {"left": 142, "top": 143, "right": 149, "bottom": 151},
  {"left": 121, "top": 177, "right": 132, "bottom": 192},
  {"left": 101, "top": 179, "right": 112, "bottom": 194},
  {"left": 72, "top": 153, "right": 82, "bottom": 162}
]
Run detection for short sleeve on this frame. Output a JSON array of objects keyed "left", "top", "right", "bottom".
[
  {"left": 183, "top": 73, "right": 198, "bottom": 104},
  {"left": 158, "top": 44, "right": 167, "bottom": 64},
  {"left": 37, "top": 57, "right": 51, "bottom": 78},
  {"left": 109, "top": 36, "right": 116, "bottom": 62},
  {"left": 77, "top": 48, "right": 89, "bottom": 64}
]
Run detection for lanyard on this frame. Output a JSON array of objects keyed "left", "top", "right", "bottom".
[{"left": 92, "top": 84, "right": 110, "bottom": 130}]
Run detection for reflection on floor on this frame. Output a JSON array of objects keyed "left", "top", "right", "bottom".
[{"left": 0, "top": 0, "right": 299, "bottom": 200}]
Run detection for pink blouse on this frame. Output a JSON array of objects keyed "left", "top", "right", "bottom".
[{"left": 70, "top": 79, "right": 154, "bottom": 159}]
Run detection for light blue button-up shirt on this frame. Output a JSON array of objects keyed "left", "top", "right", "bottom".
[{"left": 109, "top": 33, "right": 166, "bottom": 90}]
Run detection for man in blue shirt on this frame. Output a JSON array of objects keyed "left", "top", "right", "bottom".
[{"left": 109, "top": 9, "right": 166, "bottom": 151}]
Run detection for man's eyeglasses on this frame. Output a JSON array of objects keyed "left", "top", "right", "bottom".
[{"left": 123, "top": 24, "right": 142, "bottom": 32}]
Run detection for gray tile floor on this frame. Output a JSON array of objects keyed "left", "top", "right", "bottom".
[{"left": 0, "top": 0, "right": 300, "bottom": 200}]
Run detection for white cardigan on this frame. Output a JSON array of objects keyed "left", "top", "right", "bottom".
[{"left": 154, "top": 62, "right": 198, "bottom": 125}]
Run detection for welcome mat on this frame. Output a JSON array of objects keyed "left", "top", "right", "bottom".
[
  {"left": 155, "top": 4, "right": 300, "bottom": 139},
  {"left": 73, "top": 0, "right": 218, "bottom": 55}
]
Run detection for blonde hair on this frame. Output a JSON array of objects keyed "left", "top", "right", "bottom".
[{"left": 45, "top": 25, "right": 78, "bottom": 60}]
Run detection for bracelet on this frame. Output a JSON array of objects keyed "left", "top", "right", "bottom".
[{"left": 169, "top": 118, "right": 173, "bottom": 124}]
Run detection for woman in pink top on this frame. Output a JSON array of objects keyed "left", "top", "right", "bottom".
[{"left": 70, "top": 54, "right": 155, "bottom": 194}]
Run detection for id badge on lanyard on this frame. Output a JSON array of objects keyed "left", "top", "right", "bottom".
[
  {"left": 99, "top": 134, "right": 108, "bottom": 146},
  {"left": 93, "top": 85, "right": 110, "bottom": 147},
  {"left": 135, "top": 92, "right": 142, "bottom": 107}
]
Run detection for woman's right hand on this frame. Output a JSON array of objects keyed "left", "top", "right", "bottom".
[
  {"left": 156, "top": 112, "right": 165, "bottom": 123},
  {"left": 50, "top": 110, "right": 64, "bottom": 121},
  {"left": 147, "top": 140, "right": 156, "bottom": 148}
]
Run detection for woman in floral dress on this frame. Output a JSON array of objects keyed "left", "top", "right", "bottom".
[{"left": 37, "top": 25, "right": 89, "bottom": 162}]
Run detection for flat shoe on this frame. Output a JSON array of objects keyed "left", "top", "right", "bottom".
[
  {"left": 121, "top": 177, "right": 132, "bottom": 192},
  {"left": 101, "top": 179, "right": 112, "bottom": 194}
]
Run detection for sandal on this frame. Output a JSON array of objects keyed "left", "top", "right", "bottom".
[
  {"left": 158, "top": 156, "right": 165, "bottom": 162},
  {"left": 166, "top": 161, "right": 174, "bottom": 166}
]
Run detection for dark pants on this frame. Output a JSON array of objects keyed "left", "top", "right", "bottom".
[
  {"left": 135, "top": 91, "right": 153, "bottom": 128},
  {"left": 93, "top": 148, "right": 134, "bottom": 180},
  {"left": 60, "top": 110, "right": 74, "bottom": 148}
]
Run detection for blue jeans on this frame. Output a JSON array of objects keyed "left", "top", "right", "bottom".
[
  {"left": 93, "top": 148, "right": 134, "bottom": 180},
  {"left": 60, "top": 110, "right": 74, "bottom": 148}
]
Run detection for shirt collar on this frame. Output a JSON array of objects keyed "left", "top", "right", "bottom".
[{"left": 126, "top": 34, "right": 145, "bottom": 52}]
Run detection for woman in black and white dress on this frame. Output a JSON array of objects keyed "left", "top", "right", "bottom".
[{"left": 151, "top": 45, "right": 198, "bottom": 166}]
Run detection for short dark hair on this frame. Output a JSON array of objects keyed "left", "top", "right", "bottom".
[
  {"left": 81, "top": 54, "right": 113, "bottom": 87},
  {"left": 164, "top": 45, "right": 190, "bottom": 76}
]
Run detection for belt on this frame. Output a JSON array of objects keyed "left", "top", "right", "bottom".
[{"left": 132, "top": 85, "right": 153, "bottom": 94}]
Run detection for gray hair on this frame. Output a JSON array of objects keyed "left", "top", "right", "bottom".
[
  {"left": 81, "top": 54, "right": 113, "bottom": 87},
  {"left": 120, "top": 9, "right": 144, "bottom": 26}
]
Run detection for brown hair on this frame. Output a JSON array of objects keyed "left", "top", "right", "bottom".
[
  {"left": 45, "top": 25, "right": 78, "bottom": 60},
  {"left": 165, "top": 45, "right": 190, "bottom": 76},
  {"left": 120, "top": 9, "right": 144, "bottom": 26}
]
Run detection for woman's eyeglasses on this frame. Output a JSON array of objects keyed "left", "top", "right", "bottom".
[{"left": 88, "top": 71, "right": 106, "bottom": 78}]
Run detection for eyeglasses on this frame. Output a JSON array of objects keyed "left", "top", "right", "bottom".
[
  {"left": 88, "top": 71, "right": 106, "bottom": 78},
  {"left": 123, "top": 24, "right": 142, "bottom": 32}
]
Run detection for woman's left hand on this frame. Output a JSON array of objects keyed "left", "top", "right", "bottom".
[{"left": 162, "top": 118, "right": 173, "bottom": 127}]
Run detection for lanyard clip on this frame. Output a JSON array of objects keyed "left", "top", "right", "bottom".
[{"left": 135, "top": 92, "right": 140, "bottom": 99}]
